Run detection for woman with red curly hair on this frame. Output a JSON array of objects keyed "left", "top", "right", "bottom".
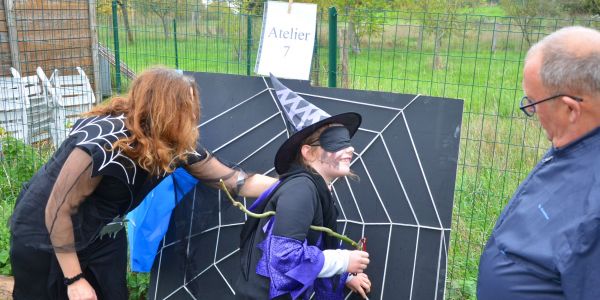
[{"left": 9, "top": 67, "right": 276, "bottom": 300}]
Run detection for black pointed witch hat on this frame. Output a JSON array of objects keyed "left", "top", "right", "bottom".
[{"left": 270, "top": 74, "right": 361, "bottom": 174}]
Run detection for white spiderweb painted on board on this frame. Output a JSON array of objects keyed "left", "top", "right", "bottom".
[{"left": 148, "top": 73, "right": 461, "bottom": 300}]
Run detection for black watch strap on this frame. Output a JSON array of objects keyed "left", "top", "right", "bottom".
[{"left": 64, "top": 272, "right": 85, "bottom": 286}]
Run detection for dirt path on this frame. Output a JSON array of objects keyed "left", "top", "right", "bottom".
[{"left": 0, "top": 275, "right": 13, "bottom": 300}]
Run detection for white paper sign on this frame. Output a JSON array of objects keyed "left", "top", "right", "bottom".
[{"left": 255, "top": 1, "right": 317, "bottom": 80}]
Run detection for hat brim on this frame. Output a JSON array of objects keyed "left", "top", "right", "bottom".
[{"left": 274, "top": 112, "right": 362, "bottom": 174}]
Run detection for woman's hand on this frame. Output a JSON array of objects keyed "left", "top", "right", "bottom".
[
  {"left": 67, "top": 278, "right": 97, "bottom": 300},
  {"left": 346, "top": 273, "right": 371, "bottom": 299},
  {"left": 347, "top": 250, "right": 370, "bottom": 274}
]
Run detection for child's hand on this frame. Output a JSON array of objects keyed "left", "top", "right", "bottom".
[
  {"left": 346, "top": 273, "right": 371, "bottom": 299},
  {"left": 347, "top": 250, "right": 370, "bottom": 274}
]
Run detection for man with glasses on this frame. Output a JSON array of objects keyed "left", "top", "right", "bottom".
[{"left": 477, "top": 26, "right": 600, "bottom": 300}]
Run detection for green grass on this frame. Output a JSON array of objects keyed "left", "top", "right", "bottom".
[{"left": 460, "top": 4, "right": 507, "bottom": 17}]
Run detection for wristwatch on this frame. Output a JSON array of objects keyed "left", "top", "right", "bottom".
[{"left": 236, "top": 170, "right": 247, "bottom": 193}]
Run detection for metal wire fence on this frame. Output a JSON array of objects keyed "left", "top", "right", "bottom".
[{"left": 1, "top": 1, "right": 600, "bottom": 298}]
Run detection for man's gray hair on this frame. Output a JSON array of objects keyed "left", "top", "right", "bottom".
[{"left": 526, "top": 26, "right": 600, "bottom": 97}]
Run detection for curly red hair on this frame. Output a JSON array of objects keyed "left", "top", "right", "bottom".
[{"left": 86, "top": 67, "right": 200, "bottom": 175}]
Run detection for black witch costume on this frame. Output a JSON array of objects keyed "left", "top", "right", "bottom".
[
  {"left": 9, "top": 114, "right": 248, "bottom": 299},
  {"left": 235, "top": 74, "right": 362, "bottom": 299},
  {"left": 236, "top": 165, "right": 349, "bottom": 300}
]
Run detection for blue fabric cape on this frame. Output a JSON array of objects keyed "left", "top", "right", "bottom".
[{"left": 127, "top": 168, "right": 198, "bottom": 272}]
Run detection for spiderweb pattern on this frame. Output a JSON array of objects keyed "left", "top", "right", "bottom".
[
  {"left": 71, "top": 114, "right": 137, "bottom": 184},
  {"left": 148, "top": 73, "right": 461, "bottom": 300}
]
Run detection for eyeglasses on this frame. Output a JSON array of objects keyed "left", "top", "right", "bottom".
[{"left": 519, "top": 94, "right": 583, "bottom": 117}]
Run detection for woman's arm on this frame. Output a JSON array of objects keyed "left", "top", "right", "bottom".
[
  {"left": 45, "top": 148, "right": 102, "bottom": 300},
  {"left": 238, "top": 173, "right": 278, "bottom": 198},
  {"left": 185, "top": 151, "right": 276, "bottom": 197}
]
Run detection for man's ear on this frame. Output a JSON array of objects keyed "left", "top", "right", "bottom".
[{"left": 562, "top": 96, "right": 582, "bottom": 123}]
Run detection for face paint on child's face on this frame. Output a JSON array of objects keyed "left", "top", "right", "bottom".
[{"left": 317, "top": 145, "right": 354, "bottom": 181}]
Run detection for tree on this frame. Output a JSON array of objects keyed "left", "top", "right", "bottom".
[
  {"left": 228, "top": 0, "right": 266, "bottom": 14},
  {"left": 192, "top": 1, "right": 206, "bottom": 34},
  {"left": 209, "top": 2, "right": 248, "bottom": 61},
  {"left": 584, "top": 0, "right": 600, "bottom": 14},
  {"left": 118, "top": 0, "right": 135, "bottom": 42},
  {"left": 401, "top": 0, "right": 469, "bottom": 69},
  {"left": 563, "top": 0, "right": 600, "bottom": 16},
  {"left": 296, "top": 0, "right": 390, "bottom": 54},
  {"left": 499, "top": 0, "right": 563, "bottom": 47},
  {"left": 97, "top": 0, "right": 134, "bottom": 42},
  {"left": 134, "top": 0, "right": 183, "bottom": 38}
]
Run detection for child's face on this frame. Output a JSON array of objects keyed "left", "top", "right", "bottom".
[{"left": 312, "top": 144, "right": 354, "bottom": 183}]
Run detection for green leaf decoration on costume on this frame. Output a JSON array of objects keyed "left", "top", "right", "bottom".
[
  {"left": 99, "top": 215, "right": 129, "bottom": 239},
  {"left": 219, "top": 179, "right": 363, "bottom": 250}
]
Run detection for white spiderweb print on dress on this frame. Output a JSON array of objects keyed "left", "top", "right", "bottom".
[
  {"left": 148, "top": 73, "right": 462, "bottom": 300},
  {"left": 71, "top": 114, "right": 137, "bottom": 185}
]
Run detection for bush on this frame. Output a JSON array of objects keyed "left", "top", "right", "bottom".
[
  {"left": 0, "top": 135, "right": 151, "bottom": 298},
  {"left": 0, "top": 136, "right": 46, "bottom": 195},
  {"left": 0, "top": 223, "right": 11, "bottom": 276},
  {"left": 127, "top": 272, "right": 150, "bottom": 300},
  {"left": 0, "top": 135, "right": 47, "bottom": 276}
]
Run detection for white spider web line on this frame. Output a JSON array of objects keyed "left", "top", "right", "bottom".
[
  {"left": 152, "top": 229, "right": 165, "bottom": 300},
  {"left": 441, "top": 232, "right": 449, "bottom": 300},
  {"left": 294, "top": 92, "right": 403, "bottom": 111},
  {"left": 410, "top": 227, "right": 421, "bottom": 300},
  {"left": 212, "top": 191, "right": 237, "bottom": 295},
  {"left": 339, "top": 162, "right": 365, "bottom": 224},
  {"left": 184, "top": 285, "right": 197, "bottom": 300},
  {"left": 237, "top": 129, "right": 287, "bottom": 165},
  {"left": 294, "top": 90, "right": 423, "bottom": 112},
  {"left": 357, "top": 139, "right": 393, "bottom": 223},
  {"left": 331, "top": 182, "right": 348, "bottom": 221},
  {"left": 434, "top": 230, "right": 444, "bottom": 300},
  {"left": 211, "top": 112, "right": 281, "bottom": 153},
  {"left": 380, "top": 224, "right": 394, "bottom": 300},
  {"left": 153, "top": 81, "right": 453, "bottom": 300},
  {"left": 401, "top": 113, "right": 444, "bottom": 229},
  {"left": 199, "top": 88, "right": 271, "bottom": 128},
  {"left": 185, "top": 187, "right": 198, "bottom": 283},
  {"left": 380, "top": 137, "right": 420, "bottom": 227}
]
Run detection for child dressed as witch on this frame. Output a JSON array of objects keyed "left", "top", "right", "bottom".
[{"left": 235, "top": 75, "right": 372, "bottom": 299}]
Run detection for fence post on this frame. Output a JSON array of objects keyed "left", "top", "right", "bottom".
[
  {"left": 4, "top": 0, "right": 20, "bottom": 72},
  {"left": 246, "top": 14, "right": 252, "bottom": 76},
  {"left": 88, "top": 0, "right": 102, "bottom": 102},
  {"left": 328, "top": 7, "right": 337, "bottom": 88},
  {"left": 173, "top": 19, "right": 179, "bottom": 69},
  {"left": 112, "top": 0, "right": 121, "bottom": 93}
]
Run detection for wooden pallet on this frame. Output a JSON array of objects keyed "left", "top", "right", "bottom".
[{"left": 98, "top": 43, "right": 136, "bottom": 80}]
